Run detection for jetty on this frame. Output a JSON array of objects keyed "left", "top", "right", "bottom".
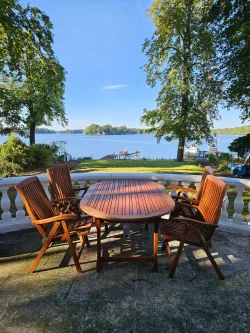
[{"left": 100, "top": 148, "right": 140, "bottom": 160}]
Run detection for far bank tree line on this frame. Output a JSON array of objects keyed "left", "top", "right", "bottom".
[
  {"left": 84, "top": 124, "right": 145, "bottom": 135},
  {"left": 37, "top": 124, "right": 250, "bottom": 135},
  {"left": 212, "top": 125, "right": 250, "bottom": 135},
  {"left": 34, "top": 125, "right": 145, "bottom": 135}
]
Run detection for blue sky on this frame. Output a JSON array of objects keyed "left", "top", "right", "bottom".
[{"left": 26, "top": 0, "right": 246, "bottom": 130}]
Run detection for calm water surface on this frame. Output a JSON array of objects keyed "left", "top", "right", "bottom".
[{"left": 0, "top": 134, "right": 239, "bottom": 159}]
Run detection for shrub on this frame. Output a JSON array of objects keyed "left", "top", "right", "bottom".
[
  {"left": 77, "top": 157, "right": 92, "bottom": 161},
  {"left": 208, "top": 154, "right": 217, "bottom": 164},
  {"left": 0, "top": 159, "right": 24, "bottom": 177},
  {"left": 218, "top": 164, "right": 229, "bottom": 171},
  {"left": 0, "top": 133, "right": 29, "bottom": 176},
  {"left": 219, "top": 152, "right": 232, "bottom": 161},
  {"left": 28, "top": 143, "right": 59, "bottom": 169},
  {"left": 228, "top": 134, "right": 250, "bottom": 158}
]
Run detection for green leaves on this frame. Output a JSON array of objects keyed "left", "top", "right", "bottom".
[
  {"left": 0, "top": 0, "right": 66, "bottom": 143},
  {"left": 0, "top": 0, "right": 54, "bottom": 74},
  {"left": 228, "top": 134, "right": 250, "bottom": 158},
  {"left": 208, "top": 0, "right": 250, "bottom": 121}
]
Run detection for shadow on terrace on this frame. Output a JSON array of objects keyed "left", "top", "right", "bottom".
[{"left": 0, "top": 223, "right": 250, "bottom": 333}]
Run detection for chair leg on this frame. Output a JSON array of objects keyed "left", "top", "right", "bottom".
[
  {"left": 153, "top": 222, "right": 159, "bottom": 272},
  {"left": 166, "top": 242, "right": 174, "bottom": 263},
  {"left": 203, "top": 247, "right": 225, "bottom": 280},
  {"left": 85, "top": 235, "right": 91, "bottom": 248},
  {"left": 96, "top": 218, "right": 102, "bottom": 272},
  {"left": 195, "top": 227, "right": 225, "bottom": 280},
  {"left": 62, "top": 221, "right": 82, "bottom": 273},
  {"left": 29, "top": 222, "right": 60, "bottom": 273},
  {"left": 77, "top": 235, "right": 85, "bottom": 259},
  {"left": 104, "top": 221, "right": 109, "bottom": 231},
  {"left": 161, "top": 239, "right": 167, "bottom": 252},
  {"left": 169, "top": 225, "right": 189, "bottom": 278}
]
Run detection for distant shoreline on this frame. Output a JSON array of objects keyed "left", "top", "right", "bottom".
[{"left": 35, "top": 132, "right": 147, "bottom": 135}]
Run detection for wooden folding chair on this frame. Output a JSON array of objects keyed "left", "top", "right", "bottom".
[
  {"left": 169, "top": 166, "right": 214, "bottom": 203},
  {"left": 47, "top": 164, "right": 109, "bottom": 231},
  {"left": 47, "top": 163, "right": 88, "bottom": 216},
  {"left": 161, "top": 175, "right": 227, "bottom": 279},
  {"left": 16, "top": 176, "right": 93, "bottom": 273},
  {"left": 168, "top": 166, "right": 214, "bottom": 219}
]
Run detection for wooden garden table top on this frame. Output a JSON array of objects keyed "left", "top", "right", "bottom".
[
  {"left": 80, "top": 180, "right": 175, "bottom": 272},
  {"left": 80, "top": 179, "right": 175, "bottom": 221}
]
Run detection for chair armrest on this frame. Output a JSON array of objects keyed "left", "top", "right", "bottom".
[
  {"left": 175, "top": 201, "right": 199, "bottom": 209},
  {"left": 168, "top": 185, "right": 197, "bottom": 193},
  {"left": 173, "top": 196, "right": 199, "bottom": 205},
  {"left": 33, "top": 214, "right": 78, "bottom": 225},
  {"left": 170, "top": 217, "right": 218, "bottom": 228},
  {"left": 73, "top": 187, "right": 89, "bottom": 192},
  {"left": 54, "top": 197, "right": 80, "bottom": 202}
]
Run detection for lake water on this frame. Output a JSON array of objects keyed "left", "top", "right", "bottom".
[{"left": 0, "top": 134, "right": 239, "bottom": 159}]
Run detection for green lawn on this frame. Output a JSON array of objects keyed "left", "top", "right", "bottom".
[
  {"left": 73, "top": 159, "right": 204, "bottom": 174},
  {"left": 73, "top": 159, "right": 249, "bottom": 221}
]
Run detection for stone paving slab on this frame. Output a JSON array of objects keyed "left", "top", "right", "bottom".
[{"left": 0, "top": 225, "right": 250, "bottom": 332}]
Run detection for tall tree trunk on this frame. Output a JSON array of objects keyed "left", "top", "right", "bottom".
[
  {"left": 28, "top": 103, "right": 36, "bottom": 145},
  {"left": 177, "top": 138, "right": 185, "bottom": 162},
  {"left": 29, "top": 121, "right": 36, "bottom": 145},
  {"left": 178, "top": 0, "right": 192, "bottom": 162}
]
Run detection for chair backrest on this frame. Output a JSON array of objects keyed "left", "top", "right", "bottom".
[
  {"left": 16, "top": 176, "right": 58, "bottom": 222},
  {"left": 198, "top": 175, "right": 227, "bottom": 225},
  {"left": 195, "top": 166, "right": 214, "bottom": 202},
  {"left": 47, "top": 164, "right": 75, "bottom": 200}
]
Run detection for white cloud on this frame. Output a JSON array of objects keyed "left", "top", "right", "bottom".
[{"left": 103, "top": 84, "right": 127, "bottom": 90}]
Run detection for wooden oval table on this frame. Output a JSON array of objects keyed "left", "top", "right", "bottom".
[{"left": 80, "top": 180, "right": 175, "bottom": 272}]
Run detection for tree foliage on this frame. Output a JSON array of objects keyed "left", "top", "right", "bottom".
[
  {"left": 228, "top": 134, "right": 250, "bottom": 159},
  {"left": 0, "top": 0, "right": 66, "bottom": 142},
  {"left": 0, "top": 0, "right": 53, "bottom": 74},
  {"left": 141, "top": 0, "right": 222, "bottom": 161},
  {"left": 1, "top": 57, "right": 67, "bottom": 144},
  {"left": 208, "top": 0, "right": 250, "bottom": 121},
  {"left": 29, "top": 143, "right": 59, "bottom": 169},
  {"left": 84, "top": 124, "right": 145, "bottom": 135},
  {"left": 0, "top": 132, "right": 28, "bottom": 175},
  {"left": 0, "top": 133, "right": 60, "bottom": 176}
]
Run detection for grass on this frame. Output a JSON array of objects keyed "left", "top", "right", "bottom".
[
  {"left": 73, "top": 159, "right": 204, "bottom": 174},
  {"left": 227, "top": 187, "right": 250, "bottom": 220}
]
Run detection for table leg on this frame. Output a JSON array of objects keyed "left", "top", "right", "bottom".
[
  {"left": 153, "top": 222, "right": 159, "bottom": 272},
  {"left": 96, "top": 218, "right": 101, "bottom": 272}
]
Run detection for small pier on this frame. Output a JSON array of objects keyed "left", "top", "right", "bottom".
[{"left": 100, "top": 148, "right": 140, "bottom": 160}]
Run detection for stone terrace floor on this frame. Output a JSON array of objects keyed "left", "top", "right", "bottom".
[{"left": 0, "top": 223, "right": 250, "bottom": 333}]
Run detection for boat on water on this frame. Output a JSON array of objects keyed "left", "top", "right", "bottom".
[{"left": 185, "top": 145, "right": 197, "bottom": 155}]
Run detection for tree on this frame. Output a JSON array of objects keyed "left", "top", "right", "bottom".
[
  {"left": 0, "top": 0, "right": 66, "bottom": 142},
  {"left": 228, "top": 134, "right": 250, "bottom": 159},
  {"left": 0, "top": 0, "right": 53, "bottom": 75},
  {"left": 101, "top": 124, "right": 113, "bottom": 135},
  {"left": 1, "top": 57, "right": 67, "bottom": 145},
  {"left": 208, "top": 1, "right": 250, "bottom": 122},
  {"left": 84, "top": 124, "right": 101, "bottom": 135},
  {"left": 141, "top": 0, "right": 222, "bottom": 161}
]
